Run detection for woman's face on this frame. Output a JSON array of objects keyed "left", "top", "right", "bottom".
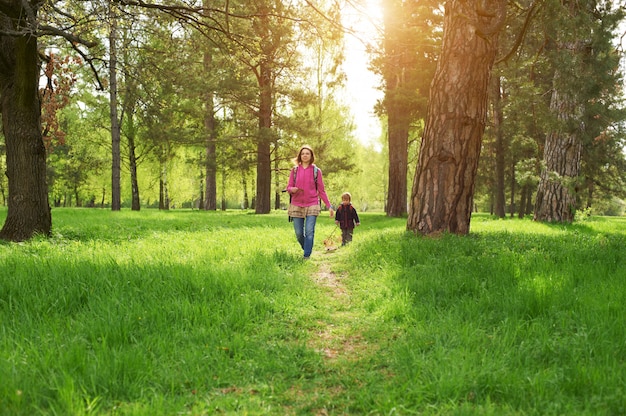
[{"left": 300, "top": 148, "right": 312, "bottom": 163}]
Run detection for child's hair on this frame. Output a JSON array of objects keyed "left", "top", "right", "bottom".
[{"left": 341, "top": 192, "right": 351, "bottom": 201}]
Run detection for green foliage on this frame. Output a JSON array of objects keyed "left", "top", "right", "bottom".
[
  {"left": 1, "top": 209, "right": 626, "bottom": 414},
  {"left": 477, "top": 0, "right": 626, "bottom": 217}
]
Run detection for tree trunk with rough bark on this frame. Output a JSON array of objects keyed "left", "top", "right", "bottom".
[
  {"left": 407, "top": 0, "right": 506, "bottom": 235},
  {"left": 533, "top": 84, "right": 582, "bottom": 222},
  {"left": 0, "top": 8, "right": 51, "bottom": 242}
]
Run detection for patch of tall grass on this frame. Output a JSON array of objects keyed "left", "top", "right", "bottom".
[
  {"left": 344, "top": 213, "right": 626, "bottom": 415},
  {"left": 1, "top": 208, "right": 625, "bottom": 415},
  {"left": 1, "top": 209, "right": 327, "bottom": 415}
]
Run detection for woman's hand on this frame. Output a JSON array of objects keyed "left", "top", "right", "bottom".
[{"left": 329, "top": 208, "right": 334, "bottom": 218}]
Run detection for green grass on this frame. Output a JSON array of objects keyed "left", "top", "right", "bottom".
[{"left": 1, "top": 208, "right": 625, "bottom": 415}]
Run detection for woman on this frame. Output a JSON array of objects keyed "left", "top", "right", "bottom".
[{"left": 286, "top": 145, "right": 334, "bottom": 259}]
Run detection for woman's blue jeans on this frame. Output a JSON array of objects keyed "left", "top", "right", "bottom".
[{"left": 292, "top": 215, "right": 317, "bottom": 257}]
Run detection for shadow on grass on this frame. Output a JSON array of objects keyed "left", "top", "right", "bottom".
[{"left": 345, "top": 217, "right": 626, "bottom": 413}]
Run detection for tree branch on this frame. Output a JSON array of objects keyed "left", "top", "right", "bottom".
[
  {"left": 37, "top": 25, "right": 98, "bottom": 48},
  {"left": 496, "top": 0, "right": 541, "bottom": 64}
]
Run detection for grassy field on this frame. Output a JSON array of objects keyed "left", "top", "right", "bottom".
[{"left": 1, "top": 208, "right": 625, "bottom": 415}]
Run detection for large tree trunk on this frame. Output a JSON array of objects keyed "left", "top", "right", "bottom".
[
  {"left": 533, "top": 134, "right": 581, "bottom": 222},
  {"left": 0, "top": 10, "right": 51, "bottom": 242},
  {"left": 533, "top": 84, "right": 582, "bottom": 222},
  {"left": 407, "top": 0, "right": 506, "bottom": 235}
]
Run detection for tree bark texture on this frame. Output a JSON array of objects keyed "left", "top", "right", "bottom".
[
  {"left": 386, "top": 110, "right": 409, "bottom": 217},
  {"left": 533, "top": 65, "right": 583, "bottom": 223},
  {"left": 254, "top": 7, "right": 273, "bottom": 215},
  {"left": 407, "top": 0, "right": 505, "bottom": 235},
  {"left": 382, "top": 0, "right": 410, "bottom": 218},
  {"left": 0, "top": 8, "right": 51, "bottom": 242},
  {"left": 533, "top": 88, "right": 582, "bottom": 222},
  {"left": 533, "top": 133, "right": 581, "bottom": 222}
]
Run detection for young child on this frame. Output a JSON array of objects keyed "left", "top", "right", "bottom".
[{"left": 334, "top": 192, "right": 360, "bottom": 246}]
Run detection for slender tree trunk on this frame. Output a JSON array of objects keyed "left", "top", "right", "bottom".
[
  {"left": 203, "top": 100, "right": 217, "bottom": 211},
  {"left": 407, "top": 0, "right": 506, "bottom": 235},
  {"left": 243, "top": 171, "right": 249, "bottom": 210},
  {"left": 585, "top": 177, "right": 593, "bottom": 209},
  {"left": 123, "top": 88, "right": 140, "bottom": 211},
  {"left": 519, "top": 185, "right": 527, "bottom": 219},
  {"left": 383, "top": 0, "right": 409, "bottom": 218},
  {"left": 199, "top": 178, "right": 204, "bottom": 209},
  {"left": 203, "top": 49, "right": 217, "bottom": 210},
  {"left": 255, "top": 60, "right": 273, "bottom": 214},
  {"left": 109, "top": 3, "right": 121, "bottom": 211},
  {"left": 274, "top": 156, "right": 280, "bottom": 210},
  {"left": 387, "top": 109, "right": 409, "bottom": 217},
  {"left": 221, "top": 164, "right": 227, "bottom": 211},
  {"left": 0, "top": 10, "right": 51, "bottom": 242},
  {"left": 74, "top": 186, "right": 81, "bottom": 207},
  {"left": 159, "top": 157, "right": 170, "bottom": 210},
  {"left": 128, "top": 132, "right": 140, "bottom": 210},
  {"left": 492, "top": 75, "right": 506, "bottom": 218},
  {"left": 254, "top": 6, "right": 273, "bottom": 214},
  {"left": 509, "top": 162, "right": 516, "bottom": 217}
]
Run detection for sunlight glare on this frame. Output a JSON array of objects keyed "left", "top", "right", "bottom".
[{"left": 341, "top": 0, "right": 384, "bottom": 150}]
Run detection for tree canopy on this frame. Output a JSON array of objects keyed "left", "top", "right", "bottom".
[{"left": 0, "top": 0, "right": 624, "bottom": 241}]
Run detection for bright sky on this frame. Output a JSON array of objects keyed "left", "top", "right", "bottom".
[{"left": 341, "top": 0, "right": 384, "bottom": 149}]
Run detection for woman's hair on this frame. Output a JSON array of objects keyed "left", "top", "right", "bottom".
[
  {"left": 341, "top": 192, "right": 352, "bottom": 201},
  {"left": 293, "top": 144, "right": 315, "bottom": 165}
]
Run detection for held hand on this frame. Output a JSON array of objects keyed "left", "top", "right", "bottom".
[{"left": 329, "top": 209, "right": 334, "bottom": 218}]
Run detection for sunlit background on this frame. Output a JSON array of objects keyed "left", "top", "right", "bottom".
[{"left": 341, "top": 0, "right": 384, "bottom": 150}]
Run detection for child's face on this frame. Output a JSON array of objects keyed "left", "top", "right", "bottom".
[{"left": 342, "top": 197, "right": 350, "bottom": 205}]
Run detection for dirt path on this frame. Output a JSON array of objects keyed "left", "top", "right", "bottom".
[{"left": 308, "top": 251, "right": 371, "bottom": 362}]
